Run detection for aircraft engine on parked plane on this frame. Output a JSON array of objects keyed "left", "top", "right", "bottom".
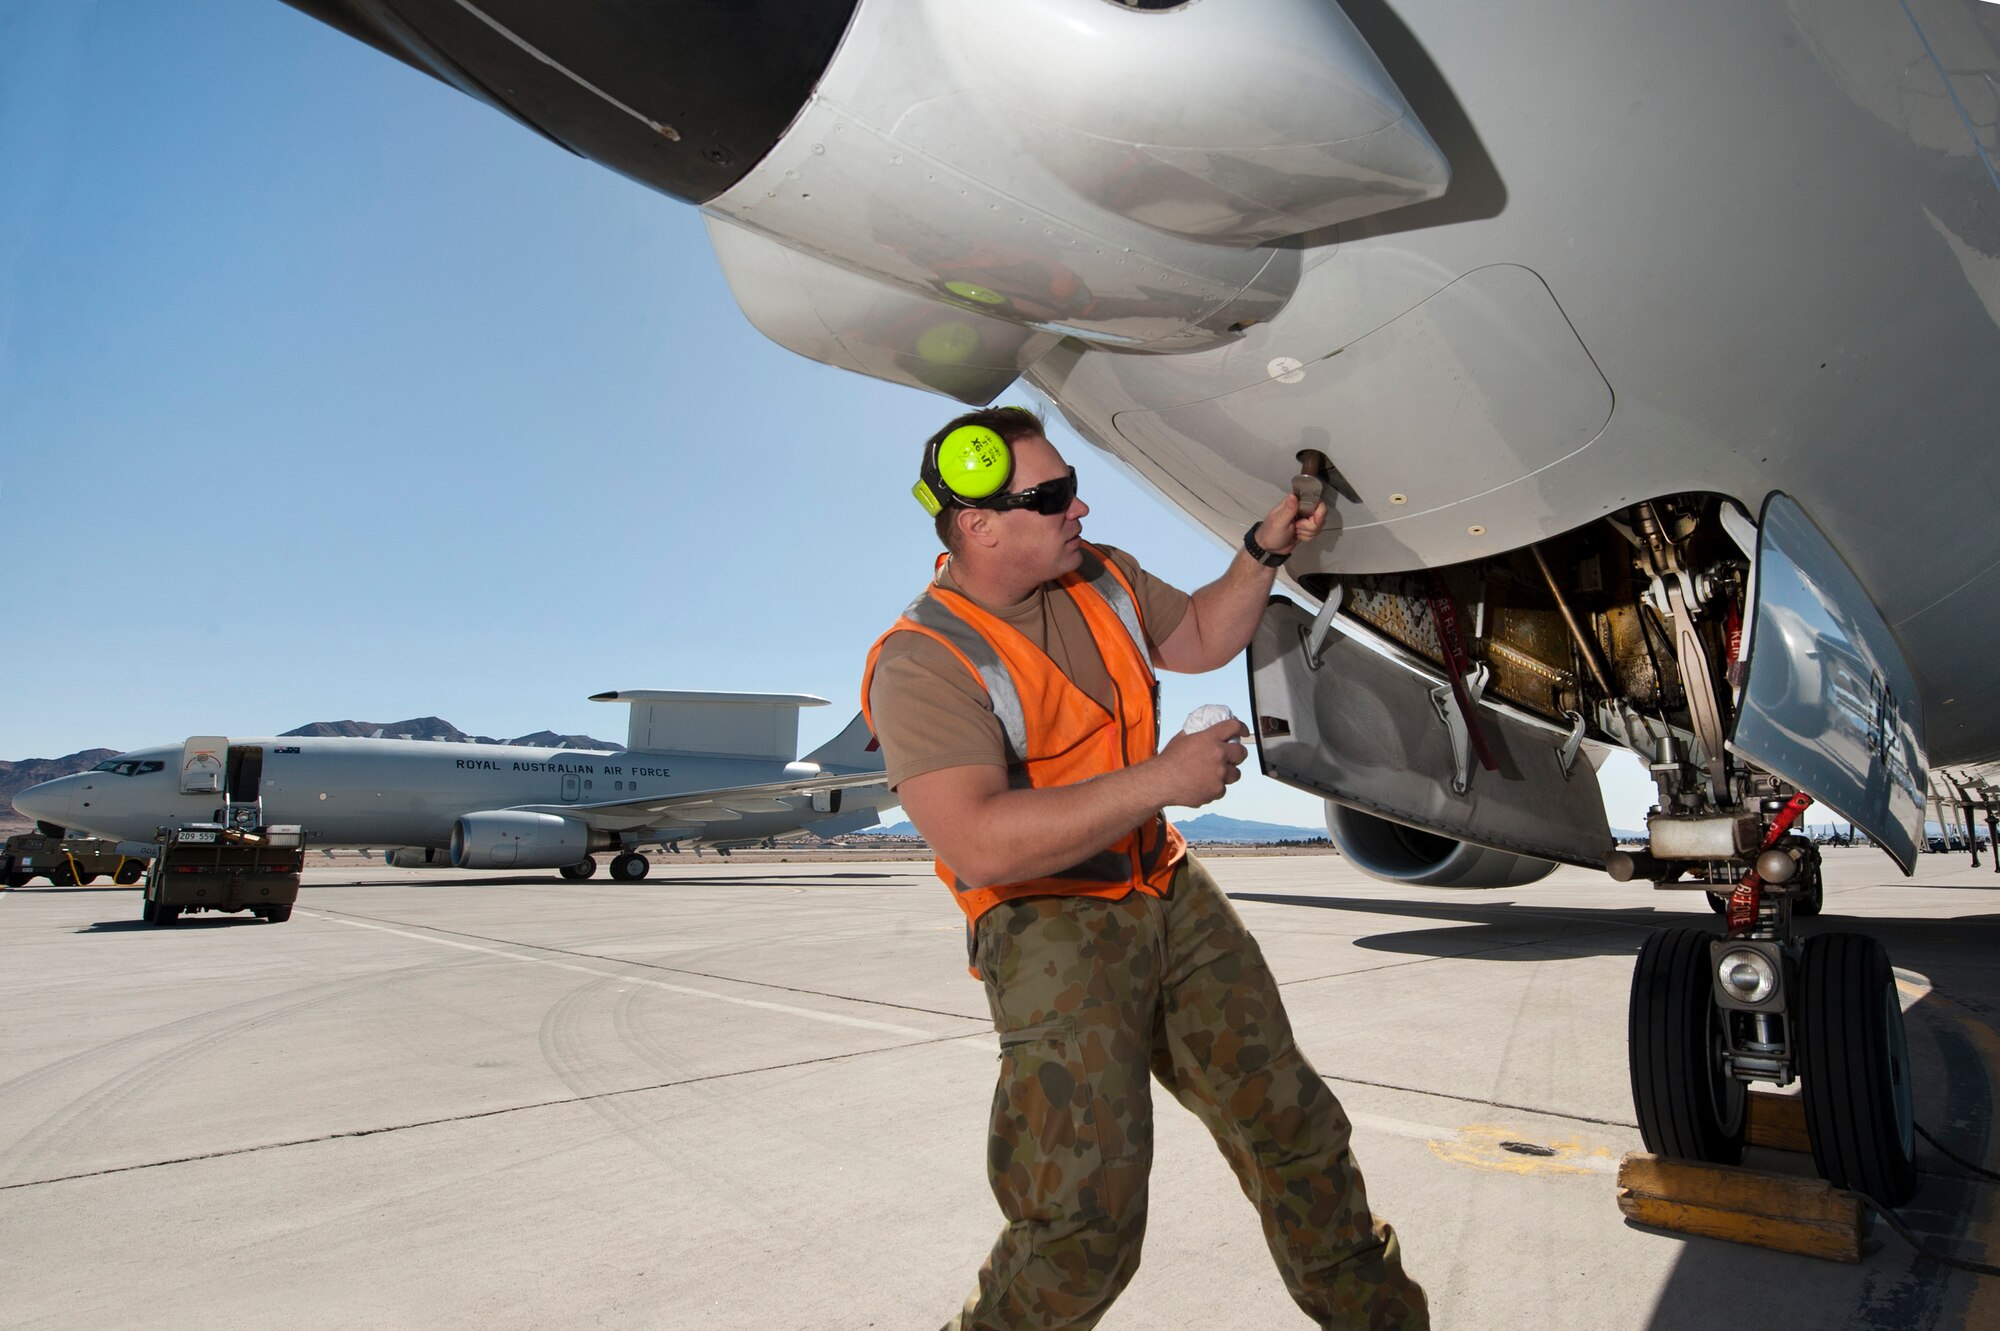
[
  {"left": 450, "top": 812, "right": 603, "bottom": 871},
  {"left": 1322, "top": 803, "right": 1555, "bottom": 889},
  {"left": 385, "top": 847, "right": 454, "bottom": 869}
]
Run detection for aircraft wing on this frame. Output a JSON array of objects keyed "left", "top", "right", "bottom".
[{"left": 509, "top": 767, "right": 887, "bottom": 833}]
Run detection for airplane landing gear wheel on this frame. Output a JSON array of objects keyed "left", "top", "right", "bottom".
[
  {"left": 559, "top": 857, "right": 597, "bottom": 881},
  {"left": 1800, "top": 932, "right": 1916, "bottom": 1205},
  {"left": 1793, "top": 850, "right": 1825, "bottom": 918},
  {"left": 1629, "top": 928, "right": 1747, "bottom": 1164},
  {"left": 609, "top": 853, "right": 649, "bottom": 882}
]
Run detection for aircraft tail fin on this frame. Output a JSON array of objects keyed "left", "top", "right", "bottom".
[
  {"left": 804, "top": 711, "right": 883, "bottom": 772},
  {"left": 592, "top": 689, "right": 829, "bottom": 760}
]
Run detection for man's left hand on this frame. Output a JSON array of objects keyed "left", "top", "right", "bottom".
[{"left": 1253, "top": 493, "right": 1328, "bottom": 559}]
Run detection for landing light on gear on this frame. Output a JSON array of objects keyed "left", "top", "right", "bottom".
[{"left": 1715, "top": 947, "right": 1777, "bottom": 1005}]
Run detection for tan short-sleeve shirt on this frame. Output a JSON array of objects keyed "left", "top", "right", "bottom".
[{"left": 867, "top": 545, "right": 1191, "bottom": 792}]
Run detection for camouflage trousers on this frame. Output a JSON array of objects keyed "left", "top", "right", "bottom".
[{"left": 947, "top": 856, "right": 1426, "bottom": 1331}]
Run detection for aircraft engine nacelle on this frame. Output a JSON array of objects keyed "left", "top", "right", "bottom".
[
  {"left": 386, "top": 847, "right": 455, "bottom": 869},
  {"left": 1325, "top": 803, "right": 1556, "bottom": 889},
  {"left": 450, "top": 812, "right": 598, "bottom": 870}
]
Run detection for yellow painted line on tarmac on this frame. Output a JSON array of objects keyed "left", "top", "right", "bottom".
[
  {"left": 295, "top": 909, "right": 937, "bottom": 1039},
  {"left": 1422, "top": 1121, "right": 1621, "bottom": 1177},
  {"left": 1345, "top": 1110, "right": 1620, "bottom": 1177}
]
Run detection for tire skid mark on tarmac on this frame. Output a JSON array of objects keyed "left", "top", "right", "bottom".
[
  {"left": 0, "top": 954, "right": 478, "bottom": 1184},
  {"left": 0, "top": 1028, "right": 983, "bottom": 1193},
  {"left": 536, "top": 974, "right": 681, "bottom": 1167},
  {"left": 298, "top": 904, "right": 987, "bottom": 1030}
]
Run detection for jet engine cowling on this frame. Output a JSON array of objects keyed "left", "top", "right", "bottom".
[
  {"left": 1325, "top": 802, "right": 1556, "bottom": 889},
  {"left": 386, "top": 847, "right": 455, "bottom": 869},
  {"left": 450, "top": 812, "right": 597, "bottom": 870}
]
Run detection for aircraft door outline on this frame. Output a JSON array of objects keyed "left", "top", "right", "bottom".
[{"left": 561, "top": 774, "right": 581, "bottom": 803}]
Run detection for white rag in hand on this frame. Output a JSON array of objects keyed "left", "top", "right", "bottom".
[{"left": 1182, "top": 704, "right": 1238, "bottom": 735}]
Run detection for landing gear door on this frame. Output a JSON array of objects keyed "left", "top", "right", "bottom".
[
  {"left": 1731, "top": 493, "right": 1926, "bottom": 873},
  {"left": 1247, "top": 599, "right": 1612, "bottom": 868},
  {"left": 180, "top": 737, "right": 228, "bottom": 795}
]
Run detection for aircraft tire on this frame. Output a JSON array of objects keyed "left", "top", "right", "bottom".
[
  {"left": 609, "top": 853, "right": 649, "bottom": 882},
  {"left": 1794, "top": 856, "right": 1825, "bottom": 918},
  {"left": 1628, "top": 927, "right": 1746, "bottom": 1165},
  {"left": 114, "top": 862, "right": 144, "bottom": 885},
  {"left": 559, "top": 857, "right": 597, "bottom": 882},
  {"left": 1799, "top": 932, "right": 1916, "bottom": 1205}
]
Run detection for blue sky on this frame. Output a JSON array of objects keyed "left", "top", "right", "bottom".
[{"left": 0, "top": 2, "right": 1662, "bottom": 830}]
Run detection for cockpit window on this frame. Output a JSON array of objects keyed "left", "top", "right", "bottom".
[
  {"left": 137, "top": 760, "right": 163, "bottom": 774},
  {"left": 89, "top": 759, "right": 155, "bottom": 776},
  {"left": 91, "top": 759, "right": 122, "bottom": 772}
]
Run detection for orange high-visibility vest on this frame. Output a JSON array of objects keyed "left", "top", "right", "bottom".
[{"left": 861, "top": 542, "right": 1186, "bottom": 928}]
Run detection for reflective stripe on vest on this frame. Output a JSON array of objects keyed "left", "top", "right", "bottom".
[
  {"left": 1074, "top": 545, "right": 1147, "bottom": 670},
  {"left": 898, "top": 592, "right": 1030, "bottom": 764}
]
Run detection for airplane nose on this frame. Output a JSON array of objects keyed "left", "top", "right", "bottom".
[{"left": 12, "top": 775, "right": 75, "bottom": 828}]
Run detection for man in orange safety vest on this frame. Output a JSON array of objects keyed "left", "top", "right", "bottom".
[{"left": 862, "top": 406, "right": 1427, "bottom": 1330}]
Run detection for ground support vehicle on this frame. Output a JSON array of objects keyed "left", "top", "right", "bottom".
[
  {"left": 143, "top": 824, "right": 304, "bottom": 924},
  {"left": 2, "top": 834, "right": 149, "bottom": 888}
]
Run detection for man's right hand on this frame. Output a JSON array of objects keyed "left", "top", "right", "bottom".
[{"left": 1154, "top": 719, "right": 1250, "bottom": 807}]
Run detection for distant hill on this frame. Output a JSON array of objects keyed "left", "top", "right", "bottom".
[
  {"left": 1175, "top": 812, "right": 1327, "bottom": 843},
  {"left": 281, "top": 718, "right": 621, "bottom": 750},
  {"left": 859, "top": 811, "right": 1325, "bottom": 845}
]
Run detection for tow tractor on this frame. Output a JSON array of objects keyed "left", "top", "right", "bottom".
[
  {"left": 2, "top": 832, "right": 151, "bottom": 888},
  {"left": 143, "top": 822, "right": 305, "bottom": 924},
  {"left": 139, "top": 736, "right": 306, "bottom": 924}
]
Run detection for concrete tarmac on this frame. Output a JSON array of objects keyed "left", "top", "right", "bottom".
[{"left": 2, "top": 849, "right": 1997, "bottom": 1329}]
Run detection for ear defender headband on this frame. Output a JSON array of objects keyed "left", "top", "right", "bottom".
[{"left": 913, "top": 424, "right": 1013, "bottom": 516}]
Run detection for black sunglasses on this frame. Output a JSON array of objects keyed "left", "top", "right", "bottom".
[{"left": 976, "top": 467, "right": 1077, "bottom": 516}]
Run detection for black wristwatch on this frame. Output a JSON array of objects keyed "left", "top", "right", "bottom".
[{"left": 1242, "top": 523, "right": 1289, "bottom": 568}]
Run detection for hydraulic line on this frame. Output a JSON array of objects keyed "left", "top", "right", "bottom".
[{"left": 1529, "top": 543, "right": 1614, "bottom": 697}]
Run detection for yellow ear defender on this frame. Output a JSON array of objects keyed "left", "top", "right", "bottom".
[{"left": 914, "top": 424, "right": 1013, "bottom": 516}]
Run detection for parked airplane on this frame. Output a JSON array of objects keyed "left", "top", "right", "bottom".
[
  {"left": 275, "top": 1, "right": 2000, "bottom": 1205},
  {"left": 13, "top": 691, "right": 894, "bottom": 881}
]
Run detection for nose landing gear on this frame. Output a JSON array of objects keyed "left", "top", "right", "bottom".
[{"left": 1628, "top": 796, "right": 1918, "bottom": 1208}]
